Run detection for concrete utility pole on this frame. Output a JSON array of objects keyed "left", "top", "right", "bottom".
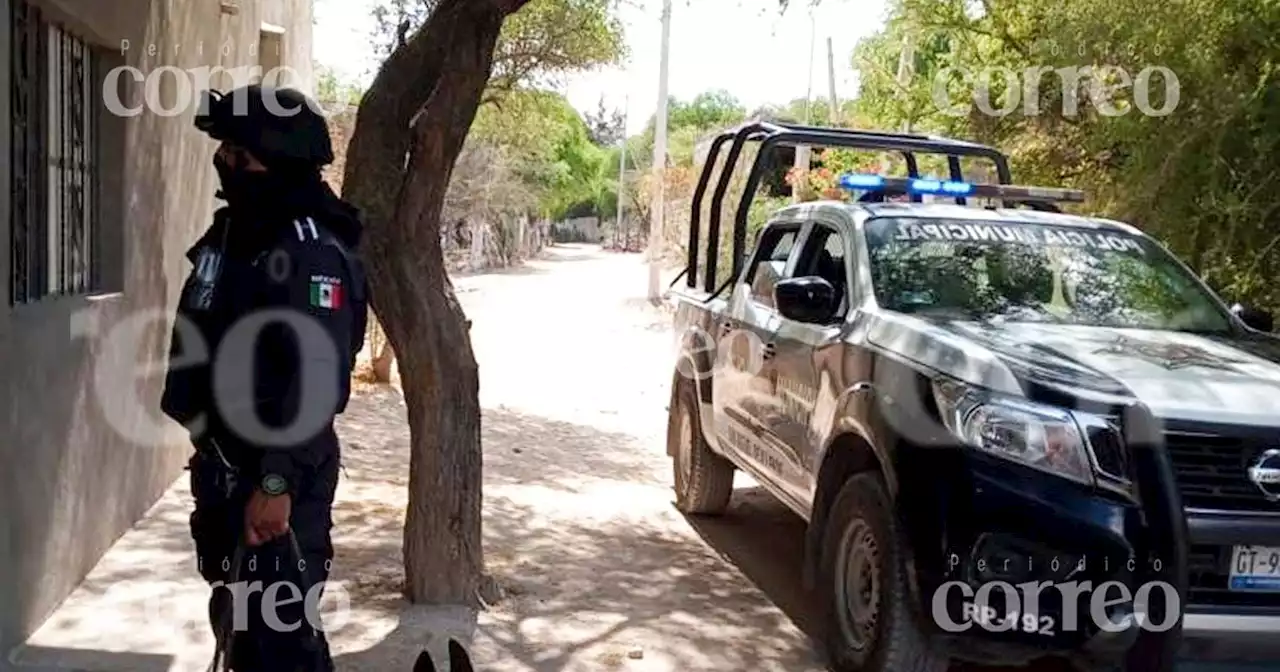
[
  {"left": 827, "top": 36, "right": 839, "bottom": 123},
  {"left": 647, "top": 0, "right": 671, "bottom": 301},
  {"left": 617, "top": 95, "right": 628, "bottom": 248},
  {"left": 792, "top": 9, "right": 817, "bottom": 204}
]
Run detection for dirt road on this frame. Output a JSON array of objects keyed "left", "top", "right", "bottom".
[
  {"left": 402, "top": 245, "right": 1274, "bottom": 672},
  {"left": 327, "top": 245, "right": 1273, "bottom": 672},
  {"left": 327, "top": 245, "right": 829, "bottom": 671},
  {"left": 18, "top": 244, "right": 1272, "bottom": 672}
]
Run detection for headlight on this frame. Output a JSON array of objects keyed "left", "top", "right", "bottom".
[{"left": 932, "top": 380, "right": 1094, "bottom": 484}]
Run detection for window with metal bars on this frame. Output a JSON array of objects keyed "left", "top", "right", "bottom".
[{"left": 9, "top": 0, "right": 103, "bottom": 304}]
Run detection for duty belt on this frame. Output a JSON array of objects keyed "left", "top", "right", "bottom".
[{"left": 197, "top": 437, "right": 241, "bottom": 498}]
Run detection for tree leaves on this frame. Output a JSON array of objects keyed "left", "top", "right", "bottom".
[
  {"left": 370, "top": 0, "right": 625, "bottom": 94},
  {"left": 365, "top": 0, "right": 627, "bottom": 225},
  {"left": 847, "top": 0, "right": 1280, "bottom": 313}
]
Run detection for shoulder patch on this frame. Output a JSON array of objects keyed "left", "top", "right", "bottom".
[{"left": 309, "top": 274, "right": 344, "bottom": 309}]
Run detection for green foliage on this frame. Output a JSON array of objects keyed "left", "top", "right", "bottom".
[
  {"left": 467, "top": 88, "right": 618, "bottom": 220},
  {"left": 630, "top": 90, "right": 750, "bottom": 166},
  {"left": 541, "top": 124, "right": 619, "bottom": 220},
  {"left": 667, "top": 89, "right": 748, "bottom": 131},
  {"left": 491, "top": 0, "right": 627, "bottom": 93},
  {"left": 846, "top": 0, "right": 1280, "bottom": 316},
  {"left": 749, "top": 96, "right": 859, "bottom": 126},
  {"left": 371, "top": 0, "right": 626, "bottom": 95},
  {"left": 314, "top": 65, "right": 364, "bottom": 105},
  {"left": 471, "top": 88, "right": 584, "bottom": 165},
  {"left": 367, "top": 0, "right": 627, "bottom": 224}
]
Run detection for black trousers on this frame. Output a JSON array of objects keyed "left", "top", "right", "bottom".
[{"left": 189, "top": 443, "right": 341, "bottom": 672}]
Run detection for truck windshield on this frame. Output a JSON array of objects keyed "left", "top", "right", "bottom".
[{"left": 863, "top": 217, "right": 1233, "bottom": 333}]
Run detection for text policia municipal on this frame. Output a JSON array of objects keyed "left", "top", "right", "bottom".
[{"left": 894, "top": 221, "right": 1143, "bottom": 253}]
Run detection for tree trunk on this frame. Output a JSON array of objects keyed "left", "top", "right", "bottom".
[
  {"left": 371, "top": 336, "right": 396, "bottom": 383},
  {"left": 341, "top": 0, "right": 531, "bottom": 606}
]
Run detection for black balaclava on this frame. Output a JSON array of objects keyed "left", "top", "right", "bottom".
[
  {"left": 215, "top": 149, "right": 327, "bottom": 212},
  {"left": 213, "top": 152, "right": 264, "bottom": 205},
  {"left": 212, "top": 150, "right": 330, "bottom": 256}
]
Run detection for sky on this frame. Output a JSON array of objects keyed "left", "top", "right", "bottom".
[{"left": 312, "top": 0, "right": 891, "bottom": 135}]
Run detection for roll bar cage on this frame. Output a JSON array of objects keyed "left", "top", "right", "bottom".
[{"left": 679, "top": 121, "right": 1015, "bottom": 293}]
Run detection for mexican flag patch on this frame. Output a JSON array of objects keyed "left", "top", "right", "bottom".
[{"left": 309, "top": 276, "right": 343, "bottom": 309}]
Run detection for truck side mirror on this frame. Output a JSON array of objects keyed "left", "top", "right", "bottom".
[
  {"left": 1231, "top": 303, "right": 1273, "bottom": 332},
  {"left": 775, "top": 276, "right": 837, "bottom": 324}
]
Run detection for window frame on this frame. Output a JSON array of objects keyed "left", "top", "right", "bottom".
[
  {"left": 790, "top": 220, "right": 858, "bottom": 320},
  {"left": 8, "top": 0, "right": 106, "bottom": 305},
  {"left": 741, "top": 220, "right": 804, "bottom": 311}
]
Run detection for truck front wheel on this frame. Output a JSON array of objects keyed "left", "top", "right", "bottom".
[
  {"left": 819, "top": 473, "right": 949, "bottom": 672},
  {"left": 668, "top": 382, "right": 734, "bottom": 515}
]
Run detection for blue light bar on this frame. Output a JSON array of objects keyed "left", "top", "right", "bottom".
[
  {"left": 910, "top": 178, "right": 975, "bottom": 196},
  {"left": 834, "top": 172, "right": 1086, "bottom": 204},
  {"left": 838, "top": 172, "right": 974, "bottom": 197},
  {"left": 838, "top": 173, "right": 885, "bottom": 189}
]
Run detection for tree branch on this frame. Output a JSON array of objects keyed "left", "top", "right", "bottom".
[{"left": 345, "top": 0, "right": 536, "bottom": 277}]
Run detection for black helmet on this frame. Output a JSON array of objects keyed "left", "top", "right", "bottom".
[{"left": 195, "top": 84, "right": 333, "bottom": 167}]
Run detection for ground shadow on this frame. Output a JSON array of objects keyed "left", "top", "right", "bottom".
[
  {"left": 329, "top": 393, "right": 824, "bottom": 671},
  {"left": 6, "top": 646, "right": 174, "bottom": 672},
  {"left": 686, "top": 487, "right": 1279, "bottom": 672},
  {"left": 684, "top": 487, "right": 1102, "bottom": 672},
  {"left": 332, "top": 605, "right": 478, "bottom": 672}
]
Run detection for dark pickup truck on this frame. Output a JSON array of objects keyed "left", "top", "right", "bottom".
[{"left": 664, "top": 123, "right": 1280, "bottom": 671}]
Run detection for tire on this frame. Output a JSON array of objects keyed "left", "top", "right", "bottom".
[
  {"left": 668, "top": 381, "right": 734, "bottom": 515},
  {"left": 818, "top": 472, "right": 949, "bottom": 672}
]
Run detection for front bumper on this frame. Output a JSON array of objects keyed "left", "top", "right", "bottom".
[
  {"left": 1179, "top": 613, "right": 1280, "bottom": 663},
  {"left": 1185, "top": 510, "right": 1280, "bottom": 608},
  {"left": 1178, "top": 510, "right": 1280, "bottom": 659},
  {"left": 901, "top": 449, "right": 1149, "bottom": 666}
]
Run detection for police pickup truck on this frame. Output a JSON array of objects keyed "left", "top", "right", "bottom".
[{"left": 665, "top": 123, "right": 1280, "bottom": 671}]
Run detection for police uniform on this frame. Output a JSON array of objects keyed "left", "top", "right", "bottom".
[{"left": 160, "top": 85, "right": 367, "bottom": 672}]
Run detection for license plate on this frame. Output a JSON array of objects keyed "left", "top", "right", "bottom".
[{"left": 1229, "top": 545, "right": 1280, "bottom": 591}]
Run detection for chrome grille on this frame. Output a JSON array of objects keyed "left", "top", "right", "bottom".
[{"left": 1165, "top": 431, "right": 1277, "bottom": 511}]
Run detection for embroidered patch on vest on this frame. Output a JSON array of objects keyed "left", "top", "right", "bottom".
[{"left": 309, "top": 274, "right": 343, "bottom": 309}]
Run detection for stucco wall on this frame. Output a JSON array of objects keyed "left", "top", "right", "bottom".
[{"left": 0, "top": 0, "right": 313, "bottom": 656}]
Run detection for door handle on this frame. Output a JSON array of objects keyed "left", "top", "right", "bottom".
[{"left": 761, "top": 342, "right": 777, "bottom": 360}]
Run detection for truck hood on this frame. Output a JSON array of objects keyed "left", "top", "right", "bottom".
[
  {"left": 953, "top": 322, "right": 1280, "bottom": 425},
  {"left": 867, "top": 313, "right": 1280, "bottom": 426}
]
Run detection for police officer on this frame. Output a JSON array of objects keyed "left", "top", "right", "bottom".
[{"left": 161, "top": 84, "right": 368, "bottom": 671}]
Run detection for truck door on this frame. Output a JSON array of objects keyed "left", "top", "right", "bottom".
[
  {"left": 768, "top": 218, "right": 858, "bottom": 507},
  {"left": 713, "top": 222, "right": 803, "bottom": 486}
]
